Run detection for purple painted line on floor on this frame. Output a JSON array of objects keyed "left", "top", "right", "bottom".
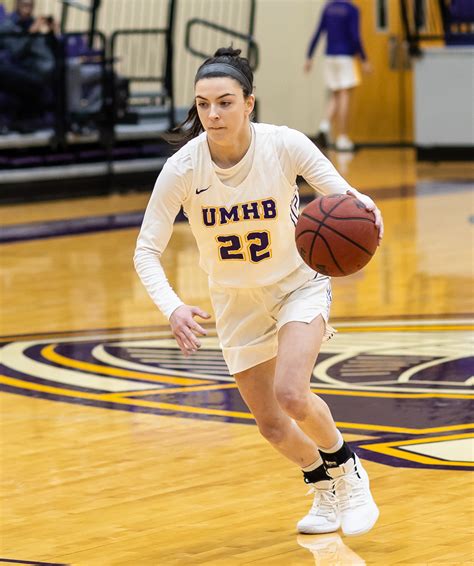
[
  {"left": 1, "top": 179, "right": 471, "bottom": 244},
  {"left": 0, "top": 211, "right": 144, "bottom": 243},
  {"left": 0, "top": 209, "right": 191, "bottom": 244}
]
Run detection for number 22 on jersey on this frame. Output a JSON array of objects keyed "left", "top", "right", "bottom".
[{"left": 216, "top": 231, "right": 272, "bottom": 263}]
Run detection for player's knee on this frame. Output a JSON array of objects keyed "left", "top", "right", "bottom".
[
  {"left": 256, "top": 419, "right": 288, "bottom": 445},
  {"left": 275, "top": 386, "right": 310, "bottom": 421}
]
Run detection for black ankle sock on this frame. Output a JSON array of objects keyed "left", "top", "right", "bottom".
[
  {"left": 319, "top": 442, "right": 354, "bottom": 469},
  {"left": 302, "top": 464, "right": 331, "bottom": 484}
]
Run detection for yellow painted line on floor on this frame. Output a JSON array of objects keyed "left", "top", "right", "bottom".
[
  {"left": 336, "top": 421, "right": 474, "bottom": 435},
  {"left": 113, "top": 383, "right": 472, "bottom": 401},
  {"left": 100, "top": 388, "right": 167, "bottom": 398},
  {"left": 337, "top": 325, "right": 473, "bottom": 332},
  {"left": 0, "top": 374, "right": 252, "bottom": 419},
  {"left": 41, "top": 344, "right": 211, "bottom": 387},
  {"left": 1, "top": 374, "right": 472, "bottom": 435},
  {"left": 310, "top": 387, "right": 473, "bottom": 400},
  {"left": 361, "top": 433, "right": 474, "bottom": 467},
  {"left": 108, "top": 382, "right": 238, "bottom": 398},
  {"left": 0, "top": 321, "right": 471, "bottom": 344}
]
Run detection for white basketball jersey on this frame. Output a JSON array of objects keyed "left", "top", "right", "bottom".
[{"left": 182, "top": 123, "right": 309, "bottom": 288}]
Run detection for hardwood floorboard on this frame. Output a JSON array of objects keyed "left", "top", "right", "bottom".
[{"left": 1, "top": 149, "right": 472, "bottom": 565}]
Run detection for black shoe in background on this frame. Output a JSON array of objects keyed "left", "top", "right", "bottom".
[{"left": 313, "top": 131, "right": 329, "bottom": 149}]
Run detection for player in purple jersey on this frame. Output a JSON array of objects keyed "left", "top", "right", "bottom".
[{"left": 304, "top": 0, "right": 372, "bottom": 151}]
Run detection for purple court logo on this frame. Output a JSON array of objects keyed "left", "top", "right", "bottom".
[{"left": 1, "top": 321, "right": 473, "bottom": 470}]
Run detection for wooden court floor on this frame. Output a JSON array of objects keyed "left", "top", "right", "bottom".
[{"left": 1, "top": 149, "right": 473, "bottom": 565}]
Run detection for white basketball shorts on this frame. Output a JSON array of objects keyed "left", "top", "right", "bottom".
[
  {"left": 209, "top": 264, "right": 335, "bottom": 375},
  {"left": 324, "top": 56, "right": 360, "bottom": 91}
]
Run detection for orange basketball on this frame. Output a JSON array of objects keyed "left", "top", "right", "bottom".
[{"left": 295, "top": 194, "right": 379, "bottom": 276}]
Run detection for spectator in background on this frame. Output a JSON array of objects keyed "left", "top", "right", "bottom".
[
  {"left": 0, "top": 0, "right": 57, "bottom": 131},
  {"left": 304, "top": 0, "right": 372, "bottom": 152},
  {"left": 66, "top": 34, "right": 103, "bottom": 115},
  {"left": 0, "top": 4, "right": 7, "bottom": 24},
  {"left": 2, "top": 0, "right": 58, "bottom": 78}
]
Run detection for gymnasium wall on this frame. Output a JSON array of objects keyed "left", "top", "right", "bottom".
[
  {"left": 31, "top": 0, "right": 410, "bottom": 141},
  {"left": 254, "top": 0, "right": 327, "bottom": 134},
  {"left": 252, "top": 0, "right": 413, "bottom": 143}
]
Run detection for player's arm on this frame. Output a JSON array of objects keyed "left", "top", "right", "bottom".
[
  {"left": 281, "top": 128, "right": 383, "bottom": 242},
  {"left": 304, "top": 10, "right": 326, "bottom": 72},
  {"left": 351, "top": 6, "right": 372, "bottom": 73},
  {"left": 134, "top": 162, "right": 210, "bottom": 355}
]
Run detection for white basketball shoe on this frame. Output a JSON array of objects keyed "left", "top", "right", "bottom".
[
  {"left": 327, "top": 454, "right": 379, "bottom": 536},
  {"left": 296, "top": 479, "right": 340, "bottom": 534},
  {"left": 335, "top": 134, "right": 355, "bottom": 152}
]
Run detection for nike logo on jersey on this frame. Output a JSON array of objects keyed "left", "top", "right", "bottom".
[{"left": 196, "top": 186, "right": 211, "bottom": 195}]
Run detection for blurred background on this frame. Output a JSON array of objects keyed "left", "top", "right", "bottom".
[
  {"left": 0, "top": 3, "right": 473, "bottom": 563},
  {"left": 0, "top": 0, "right": 472, "bottom": 200}
]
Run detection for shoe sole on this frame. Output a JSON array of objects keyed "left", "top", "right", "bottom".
[
  {"left": 341, "top": 505, "right": 379, "bottom": 537},
  {"left": 297, "top": 524, "right": 341, "bottom": 534}
]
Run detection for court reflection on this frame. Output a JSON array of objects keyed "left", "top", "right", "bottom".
[{"left": 297, "top": 533, "right": 366, "bottom": 565}]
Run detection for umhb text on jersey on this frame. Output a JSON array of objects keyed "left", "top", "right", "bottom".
[{"left": 202, "top": 198, "right": 278, "bottom": 227}]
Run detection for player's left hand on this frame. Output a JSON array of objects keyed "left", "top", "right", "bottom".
[{"left": 346, "top": 188, "right": 384, "bottom": 244}]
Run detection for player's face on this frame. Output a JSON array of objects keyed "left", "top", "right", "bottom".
[{"left": 195, "top": 77, "right": 254, "bottom": 145}]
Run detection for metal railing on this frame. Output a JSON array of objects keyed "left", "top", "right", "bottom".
[
  {"left": 185, "top": 18, "right": 259, "bottom": 70},
  {"left": 0, "top": 0, "right": 260, "bottom": 176}
]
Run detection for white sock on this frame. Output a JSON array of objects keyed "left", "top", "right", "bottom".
[
  {"left": 302, "top": 456, "right": 324, "bottom": 472},
  {"left": 319, "top": 119, "right": 330, "bottom": 133},
  {"left": 320, "top": 430, "right": 344, "bottom": 453}
]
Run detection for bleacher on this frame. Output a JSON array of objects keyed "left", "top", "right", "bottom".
[{"left": 0, "top": 0, "right": 258, "bottom": 200}]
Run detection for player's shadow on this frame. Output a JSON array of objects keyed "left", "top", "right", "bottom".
[{"left": 297, "top": 532, "right": 366, "bottom": 565}]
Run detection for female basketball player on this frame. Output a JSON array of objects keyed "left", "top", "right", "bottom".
[{"left": 134, "top": 47, "right": 383, "bottom": 537}]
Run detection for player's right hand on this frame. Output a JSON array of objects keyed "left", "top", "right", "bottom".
[
  {"left": 346, "top": 188, "right": 384, "bottom": 244},
  {"left": 362, "top": 61, "right": 373, "bottom": 74},
  {"left": 169, "top": 305, "right": 210, "bottom": 356}
]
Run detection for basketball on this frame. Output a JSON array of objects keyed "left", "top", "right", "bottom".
[{"left": 295, "top": 194, "right": 379, "bottom": 276}]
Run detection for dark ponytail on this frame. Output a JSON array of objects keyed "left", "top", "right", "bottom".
[{"left": 167, "top": 47, "right": 254, "bottom": 146}]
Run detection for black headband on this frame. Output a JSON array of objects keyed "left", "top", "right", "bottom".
[{"left": 195, "top": 62, "right": 253, "bottom": 94}]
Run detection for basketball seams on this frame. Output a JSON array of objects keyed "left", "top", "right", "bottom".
[
  {"left": 306, "top": 196, "right": 350, "bottom": 260},
  {"left": 320, "top": 194, "right": 375, "bottom": 222},
  {"left": 318, "top": 194, "right": 350, "bottom": 216},
  {"left": 295, "top": 194, "right": 378, "bottom": 276},
  {"left": 314, "top": 232, "right": 345, "bottom": 275},
  {"left": 295, "top": 228, "right": 320, "bottom": 240},
  {"left": 324, "top": 215, "right": 374, "bottom": 222},
  {"left": 305, "top": 198, "right": 346, "bottom": 267},
  {"left": 299, "top": 212, "right": 375, "bottom": 256}
]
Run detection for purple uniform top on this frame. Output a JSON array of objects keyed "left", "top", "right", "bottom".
[{"left": 307, "top": 0, "right": 366, "bottom": 60}]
